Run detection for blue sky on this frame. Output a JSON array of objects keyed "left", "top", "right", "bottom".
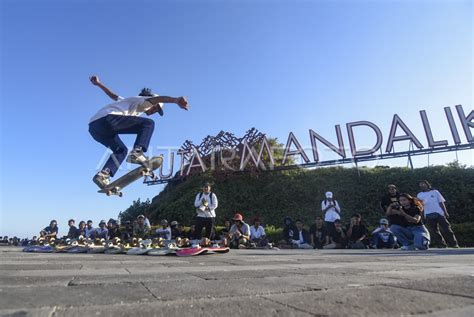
[{"left": 1, "top": 0, "right": 472, "bottom": 238}]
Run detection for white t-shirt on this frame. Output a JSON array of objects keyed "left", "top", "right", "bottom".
[
  {"left": 89, "top": 96, "right": 163, "bottom": 123},
  {"left": 194, "top": 192, "right": 218, "bottom": 218},
  {"left": 250, "top": 225, "right": 266, "bottom": 240},
  {"left": 417, "top": 190, "right": 446, "bottom": 216},
  {"left": 321, "top": 200, "right": 341, "bottom": 222}
]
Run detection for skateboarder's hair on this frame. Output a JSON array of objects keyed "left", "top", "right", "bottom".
[{"left": 139, "top": 88, "right": 153, "bottom": 97}]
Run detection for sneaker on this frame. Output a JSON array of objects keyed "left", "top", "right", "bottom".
[
  {"left": 93, "top": 170, "right": 110, "bottom": 189},
  {"left": 400, "top": 245, "right": 415, "bottom": 251},
  {"left": 126, "top": 149, "right": 148, "bottom": 165}
]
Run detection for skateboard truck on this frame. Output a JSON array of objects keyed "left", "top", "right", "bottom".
[{"left": 106, "top": 186, "right": 123, "bottom": 197}]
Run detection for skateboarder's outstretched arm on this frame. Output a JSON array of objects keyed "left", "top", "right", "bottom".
[
  {"left": 145, "top": 96, "right": 189, "bottom": 115},
  {"left": 90, "top": 75, "right": 121, "bottom": 101}
]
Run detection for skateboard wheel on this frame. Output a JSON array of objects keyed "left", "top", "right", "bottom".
[
  {"left": 106, "top": 191, "right": 112, "bottom": 196},
  {"left": 118, "top": 192, "right": 123, "bottom": 197}
]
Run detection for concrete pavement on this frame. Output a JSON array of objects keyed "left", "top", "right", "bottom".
[{"left": 1, "top": 247, "right": 473, "bottom": 316}]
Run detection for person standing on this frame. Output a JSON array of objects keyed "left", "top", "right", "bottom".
[
  {"left": 193, "top": 182, "right": 218, "bottom": 239},
  {"left": 321, "top": 191, "right": 341, "bottom": 234},
  {"left": 380, "top": 184, "right": 401, "bottom": 214},
  {"left": 417, "top": 180, "right": 459, "bottom": 248}
]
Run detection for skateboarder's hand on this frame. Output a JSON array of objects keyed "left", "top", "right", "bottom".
[
  {"left": 177, "top": 97, "right": 189, "bottom": 110},
  {"left": 90, "top": 75, "right": 100, "bottom": 85}
]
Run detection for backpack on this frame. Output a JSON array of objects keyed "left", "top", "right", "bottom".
[{"left": 199, "top": 192, "right": 213, "bottom": 205}]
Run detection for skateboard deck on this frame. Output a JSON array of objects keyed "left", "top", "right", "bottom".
[
  {"left": 98, "top": 156, "right": 163, "bottom": 197},
  {"left": 176, "top": 247, "right": 208, "bottom": 257},
  {"left": 147, "top": 248, "right": 177, "bottom": 256},
  {"left": 205, "top": 246, "right": 230, "bottom": 254},
  {"left": 23, "top": 245, "right": 55, "bottom": 253},
  {"left": 66, "top": 246, "right": 89, "bottom": 253},
  {"left": 104, "top": 247, "right": 125, "bottom": 254},
  {"left": 127, "top": 247, "right": 152, "bottom": 255}
]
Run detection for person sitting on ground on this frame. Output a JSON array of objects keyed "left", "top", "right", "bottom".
[
  {"left": 228, "top": 213, "right": 251, "bottom": 249},
  {"left": 107, "top": 219, "right": 121, "bottom": 240},
  {"left": 309, "top": 216, "right": 329, "bottom": 249},
  {"left": 133, "top": 215, "right": 150, "bottom": 239},
  {"left": 40, "top": 220, "right": 59, "bottom": 240},
  {"left": 387, "top": 193, "right": 430, "bottom": 250},
  {"left": 324, "top": 219, "right": 347, "bottom": 249},
  {"left": 121, "top": 221, "right": 133, "bottom": 241},
  {"left": 321, "top": 191, "right": 341, "bottom": 235},
  {"left": 279, "top": 216, "right": 298, "bottom": 248},
  {"left": 77, "top": 221, "right": 86, "bottom": 237},
  {"left": 346, "top": 213, "right": 369, "bottom": 249},
  {"left": 380, "top": 184, "right": 401, "bottom": 214},
  {"left": 250, "top": 217, "right": 269, "bottom": 248},
  {"left": 173, "top": 223, "right": 189, "bottom": 246},
  {"left": 187, "top": 224, "right": 198, "bottom": 240},
  {"left": 417, "top": 180, "right": 459, "bottom": 248},
  {"left": 170, "top": 221, "right": 179, "bottom": 239},
  {"left": 290, "top": 220, "right": 312, "bottom": 249},
  {"left": 67, "top": 219, "right": 79, "bottom": 239},
  {"left": 372, "top": 218, "right": 396, "bottom": 249},
  {"left": 95, "top": 220, "right": 109, "bottom": 239},
  {"left": 219, "top": 219, "right": 232, "bottom": 240},
  {"left": 156, "top": 219, "right": 172, "bottom": 240},
  {"left": 85, "top": 220, "right": 95, "bottom": 239}
]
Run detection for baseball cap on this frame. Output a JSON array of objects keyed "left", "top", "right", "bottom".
[
  {"left": 137, "top": 215, "right": 145, "bottom": 219},
  {"left": 233, "top": 213, "right": 243, "bottom": 221},
  {"left": 170, "top": 221, "right": 178, "bottom": 226},
  {"left": 325, "top": 191, "right": 333, "bottom": 198},
  {"left": 161, "top": 219, "right": 168, "bottom": 225},
  {"left": 380, "top": 218, "right": 389, "bottom": 225}
]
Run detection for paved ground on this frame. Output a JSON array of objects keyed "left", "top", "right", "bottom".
[{"left": 0, "top": 247, "right": 473, "bottom": 317}]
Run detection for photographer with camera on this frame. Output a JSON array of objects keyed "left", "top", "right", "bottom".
[
  {"left": 194, "top": 182, "right": 218, "bottom": 239},
  {"left": 386, "top": 193, "right": 430, "bottom": 250}
]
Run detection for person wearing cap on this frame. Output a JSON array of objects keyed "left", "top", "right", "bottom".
[
  {"left": 321, "top": 191, "right": 341, "bottom": 234},
  {"left": 228, "top": 213, "right": 251, "bottom": 248},
  {"left": 85, "top": 220, "right": 96, "bottom": 239},
  {"left": 417, "top": 180, "right": 459, "bottom": 248},
  {"left": 88, "top": 75, "right": 189, "bottom": 189},
  {"left": 133, "top": 215, "right": 150, "bottom": 238},
  {"left": 371, "top": 218, "right": 396, "bottom": 249},
  {"left": 194, "top": 182, "right": 218, "bottom": 239},
  {"left": 156, "top": 219, "right": 172, "bottom": 240},
  {"left": 380, "top": 184, "right": 401, "bottom": 214},
  {"left": 95, "top": 220, "right": 109, "bottom": 239},
  {"left": 40, "top": 220, "right": 59, "bottom": 239}
]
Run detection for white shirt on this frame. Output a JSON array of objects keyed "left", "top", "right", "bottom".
[
  {"left": 417, "top": 190, "right": 446, "bottom": 216},
  {"left": 89, "top": 96, "right": 163, "bottom": 123},
  {"left": 194, "top": 192, "right": 218, "bottom": 218},
  {"left": 250, "top": 225, "right": 266, "bottom": 240},
  {"left": 321, "top": 200, "right": 341, "bottom": 222}
]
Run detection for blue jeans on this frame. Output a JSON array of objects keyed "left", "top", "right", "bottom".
[
  {"left": 372, "top": 232, "right": 396, "bottom": 249},
  {"left": 89, "top": 115, "right": 155, "bottom": 176},
  {"left": 390, "top": 224, "right": 430, "bottom": 250}
]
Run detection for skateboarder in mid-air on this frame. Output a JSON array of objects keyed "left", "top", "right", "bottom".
[{"left": 88, "top": 75, "right": 189, "bottom": 189}]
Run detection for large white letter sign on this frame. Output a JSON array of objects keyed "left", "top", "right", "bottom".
[
  {"left": 282, "top": 132, "right": 310, "bottom": 165},
  {"left": 346, "top": 121, "right": 383, "bottom": 157},
  {"left": 386, "top": 115, "right": 424, "bottom": 153},
  {"left": 309, "top": 125, "right": 346, "bottom": 162},
  {"left": 420, "top": 110, "right": 448, "bottom": 147}
]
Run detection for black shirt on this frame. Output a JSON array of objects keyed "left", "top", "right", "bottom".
[
  {"left": 330, "top": 228, "right": 346, "bottom": 245},
  {"left": 283, "top": 224, "right": 298, "bottom": 242},
  {"left": 309, "top": 225, "right": 329, "bottom": 243},
  {"left": 67, "top": 226, "right": 79, "bottom": 239},
  {"left": 346, "top": 224, "right": 368, "bottom": 242},
  {"left": 381, "top": 193, "right": 400, "bottom": 212},
  {"left": 403, "top": 205, "right": 423, "bottom": 227}
]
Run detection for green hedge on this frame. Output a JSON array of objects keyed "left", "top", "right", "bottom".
[{"left": 120, "top": 163, "right": 474, "bottom": 245}]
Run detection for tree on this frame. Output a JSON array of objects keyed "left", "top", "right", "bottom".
[{"left": 118, "top": 199, "right": 151, "bottom": 223}]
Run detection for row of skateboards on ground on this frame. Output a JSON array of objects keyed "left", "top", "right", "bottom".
[{"left": 22, "top": 237, "right": 229, "bottom": 257}]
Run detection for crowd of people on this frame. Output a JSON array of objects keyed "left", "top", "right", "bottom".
[{"left": 2, "top": 180, "right": 460, "bottom": 250}]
